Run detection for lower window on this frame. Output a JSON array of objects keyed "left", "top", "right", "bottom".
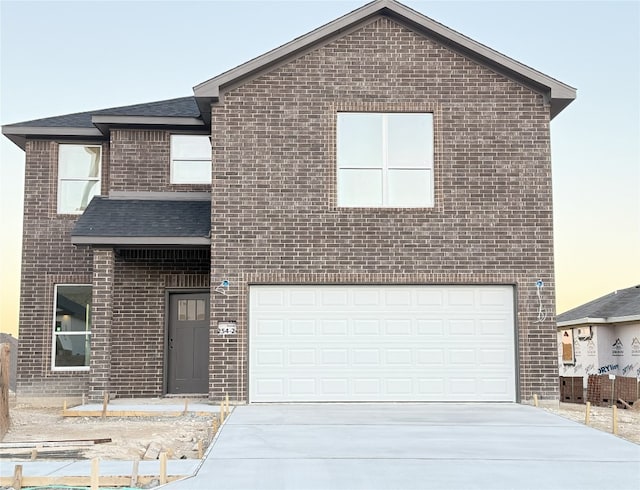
[{"left": 52, "top": 285, "right": 92, "bottom": 370}]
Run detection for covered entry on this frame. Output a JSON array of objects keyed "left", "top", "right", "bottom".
[{"left": 249, "top": 285, "right": 516, "bottom": 402}]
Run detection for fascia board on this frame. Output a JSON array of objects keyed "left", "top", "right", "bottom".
[
  {"left": 389, "top": 5, "right": 576, "bottom": 100},
  {"left": 91, "top": 115, "right": 205, "bottom": 126},
  {"left": 193, "top": 0, "right": 575, "bottom": 115},
  {"left": 194, "top": 1, "right": 386, "bottom": 96},
  {"left": 2, "top": 126, "right": 103, "bottom": 138},
  {"left": 2, "top": 126, "right": 104, "bottom": 150},
  {"left": 557, "top": 315, "right": 640, "bottom": 327},
  {"left": 71, "top": 236, "right": 211, "bottom": 246},
  {"left": 108, "top": 191, "right": 211, "bottom": 201}
]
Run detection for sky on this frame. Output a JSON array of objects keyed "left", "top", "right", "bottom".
[{"left": 0, "top": 0, "right": 639, "bottom": 337}]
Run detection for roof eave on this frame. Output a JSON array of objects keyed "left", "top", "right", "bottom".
[
  {"left": 193, "top": 0, "right": 576, "bottom": 118},
  {"left": 1, "top": 126, "right": 105, "bottom": 150},
  {"left": 91, "top": 115, "right": 205, "bottom": 131},
  {"left": 557, "top": 315, "right": 640, "bottom": 328},
  {"left": 2, "top": 116, "right": 208, "bottom": 150},
  {"left": 71, "top": 236, "right": 211, "bottom": 246}
]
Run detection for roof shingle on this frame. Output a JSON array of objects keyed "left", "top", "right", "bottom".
[
  {"left": 5, "top": 96, "right": 200, "bottom": 129},
  {"left": 71, "top": 196, "right": 211, "bottom": 244},
  {"left": 557, "top": 285, "right": 640, "bottom": 323}
]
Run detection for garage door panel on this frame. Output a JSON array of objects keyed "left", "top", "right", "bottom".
[
  {"left": 250, "top": 285, "right": 515, "bottom": 402},
  {"left": 256, "top": 319, "right": 285, "bottom": 335},
  {"left": 321, "top": 349, "right": 349, "bottom": 365},
  {"left": 417, "top": 319, "right": 445, "bottom": 335},
  {"left": 416, "top": 290, "right": 444, "bottom": 306},
  {"left": 289, "top": 378, "right": 316, "bottom": 395},
  {"left": 448, "top": 319, "right": 476, "bottom": 335},
  {"left": 354, "top": 319, "right": 381, "bottom": 335},
  {"left": 290, "top": 320, "right": 316, "bottom": 335},
  {"left": 354, "top": 289, "right": 380, "bottom": 306}
]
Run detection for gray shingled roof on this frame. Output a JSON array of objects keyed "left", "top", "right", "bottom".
[
  {"left": 71, "top": 196, "right": 210, "bottom": 246},
  {"left": 557, "top": 285, "right": 640, "bottom": 324},
  {"left": 5, "top": 96, "right": 200, "bottom": 129}
]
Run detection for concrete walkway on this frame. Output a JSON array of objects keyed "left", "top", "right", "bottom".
[{"left": 163, "top": 403, "right": 640, "bottom": 490}]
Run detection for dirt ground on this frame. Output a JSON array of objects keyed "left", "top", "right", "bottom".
[
  {"left": 1, "top": 402, "right": 216, "bottom": 461},
  {"left": 543, "top": 402, "right": 640, "bottom": 445},
  {"left": 1, "top": 400, "right": 638, "bottom": 464}
]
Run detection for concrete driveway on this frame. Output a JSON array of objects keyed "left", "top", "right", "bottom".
[{"left": 165, "top": 403, "right": 640, "bottom": 490}]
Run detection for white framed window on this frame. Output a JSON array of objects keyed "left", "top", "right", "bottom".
[
  {"left": 170, "top": 135, "right": 212, "bottom": 184},
  {"left": 57, "top": 144, "right": 102, "bottom": 214},
  {"left": 51, "top": 284, "right": 92, "bottom": 371},
  {"left": 337, "top": 112, "right": 434, "bottom": 207}
]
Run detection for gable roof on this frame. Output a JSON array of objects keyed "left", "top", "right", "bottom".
[
  {"left": 194, "top": 0, "right": 576, "bottom": 120},
  {"left": 2, "top": 97, "right": 204, "bottom": 149},
  {"left": 3, "top": 0, "right": 576, "bottom": 150},
  {"left": 557, "top": 285, "right": 640, "bottom": 327},
  {"left": 71, "top": 194, "right": 211, "bottom": 247}
]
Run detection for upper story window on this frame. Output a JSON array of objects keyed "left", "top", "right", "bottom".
[
  {"left": 337, "top": 112, "right": 434, "bottom": 208},
  {"left": 58, "top": 144, "right": 102, "bottom": 214},
  {"left": 52, "top": 284, "right": 92, "bottom": 371},
  {"left": 170, "top": 135, "right": 212, "bottom": 184}
]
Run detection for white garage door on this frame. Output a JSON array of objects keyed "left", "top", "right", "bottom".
[{"left": 249, "top": 285, "right": 515, "bottom": 402}]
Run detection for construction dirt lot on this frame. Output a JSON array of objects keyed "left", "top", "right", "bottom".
[
  {"left": 1, "top": 400, "right": 638, "bottom": 464},
  {"left": 1, "top": 399, "right": 217, "bottom": 461}
]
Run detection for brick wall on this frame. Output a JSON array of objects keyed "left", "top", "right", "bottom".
[
  {"left": 110, "top": 250, "right": 209, "bottom": 398},
  {"left": 17, "top": 140, "right": 98, "bottom": 396},
  {"left": 109, "top": 130, "right": 209, "bottom": 193},
  {"left": 209, "top": 16, "right": 558, "bottom": 401},
  {"left": 18, "top": 132, "right": 210, "bottom": 397}
]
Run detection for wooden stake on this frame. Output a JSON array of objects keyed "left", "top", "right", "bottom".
[
  {"left": 90, "top": 457, "right": 99, "bottom": 490},
  {"left": 225, "top": 393, "right": 230, "bottom": 412},
  {"left": 197, "top": 439, "right": 203, "bottom": 459},
  {"left": 533, "top": 394, "right": 539, "bottom": 407},
  {"left": 617, "top": 398, "right": 632, "bottom": 410},
  {"left": 612, "top": 405, "right": 618, "bottom": 435},
  {"left": 585, "top": 401, "right": 591, "bottom": 425},
  {"left": 130, "top": 459, "right": 139, "bottom": 487},
  {"left": 30, "top": 448, "right": 37, "bottom": 461},
  {"left": 101, "top": 392, "right": 109, "bottom": 419},
  {"left": 220, "top": 401, "right": 225, "bottom": 424},
  {"left": 159, "top": 452, "right": 168, "bottom": 485},
  {"left": 63, "top": 399, "right": 67, "bottom": 412},
  {"left": 183, "top": 398, "right": 189, "bottom": 415},
  {"left": 12, "top": 464, "right": 23, "bottom": 490}
]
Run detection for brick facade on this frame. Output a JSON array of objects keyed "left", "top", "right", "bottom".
[
  {"left": 17, "top": 140, "right": 95, "bottom": 397},
  {"left": 208, "top": 17, "right": 558, "bottom": 401},
  {"left": 16, "top": 132, "right": 210, "bottom": 398},
  {"left": 16, "top": 13, "right": 561, "bottom": 403},
  {"left": 109, "top": 130, "right": 209, "bottom": 193}
]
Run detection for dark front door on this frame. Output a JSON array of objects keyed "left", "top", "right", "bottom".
[{"left": 168, "top": 292, "right": 209, "bottom": 394}]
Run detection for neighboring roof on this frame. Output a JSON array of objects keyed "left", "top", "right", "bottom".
[
  {"left": 71, "top": 194, "right": 211, "bottom": 247},
  {"left": 2, "top": 97, "right": 204, "bottom": 149},
  {"left": 557, "top": 285, "right": 640, "bottom": 327},
  {"left": 194, "top": 0, "right": 576, "bottom": 120}
]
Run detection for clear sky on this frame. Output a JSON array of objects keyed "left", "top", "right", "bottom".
[{"left": 1, "top": 0, "right": 638, "bottom": 338}]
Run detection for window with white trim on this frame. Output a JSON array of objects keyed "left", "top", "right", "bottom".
[
  {"left": 170, "top": 135, "right": 212, "bottom": 184},
  {"left": 57, "top": 144, "right": 102, "bottom": 214},
  {"left": 337, "top": 112, "right": 434, "bottom": 207},
  {"left": 52, "top": 285, "right": 91, "bottom": 370}
]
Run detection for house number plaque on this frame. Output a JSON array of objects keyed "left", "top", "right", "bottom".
[{"left": 218, "top": 322, "right": 237, "bottom": 335}]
